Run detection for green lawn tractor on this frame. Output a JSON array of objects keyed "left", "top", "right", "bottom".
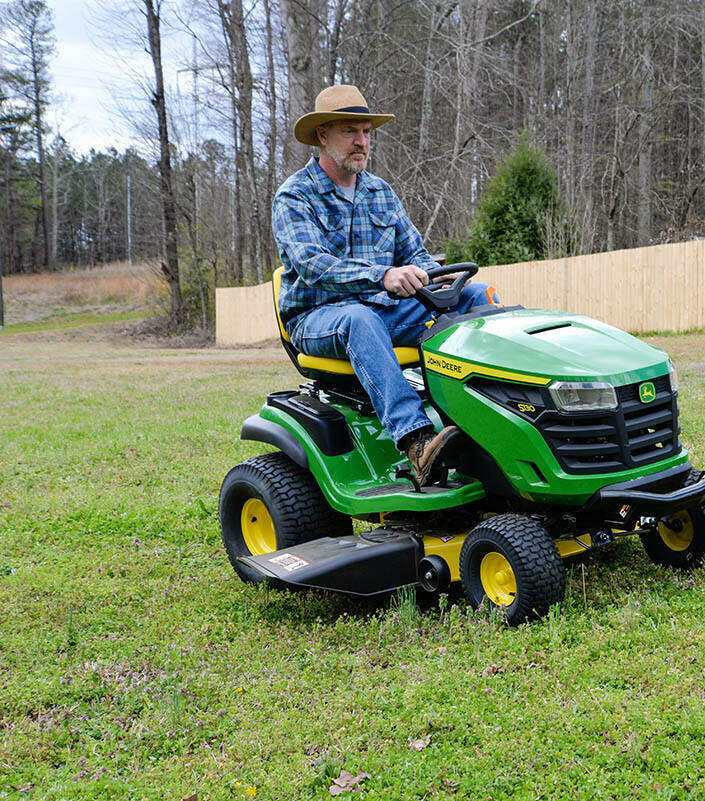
[{"left": 219, "top": 263, "right": 705, "bottom": 625}]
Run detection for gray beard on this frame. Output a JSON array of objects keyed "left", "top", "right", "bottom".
[
  {"left": 341, "top": 161, "right": 364, "bottom": 176},
  {"left": 326, "top": 144, "right": 369, "bottom": 175}
]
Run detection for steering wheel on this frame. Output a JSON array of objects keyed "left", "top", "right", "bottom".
[{"left": 402, "top": 261, "right": 478, "bottom": 313}]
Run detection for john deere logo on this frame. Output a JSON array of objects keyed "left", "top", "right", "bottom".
[{"left": 639, "top": 381, "right": 656, "bottom": 403}]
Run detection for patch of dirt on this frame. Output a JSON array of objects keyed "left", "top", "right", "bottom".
[{"left": 116, "top": 316, "right": 215, "bottom": 349}]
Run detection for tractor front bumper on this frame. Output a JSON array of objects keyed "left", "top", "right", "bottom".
[{"left": 585, "top": 464, "right": 705, "bottom": 523}]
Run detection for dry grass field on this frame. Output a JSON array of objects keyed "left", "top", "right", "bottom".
[{"left": 2, "top": 261, "right": 163, "bottom": 326}]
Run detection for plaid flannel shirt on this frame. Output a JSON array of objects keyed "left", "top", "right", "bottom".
[{"left": 272, "top": 157, "right": 438, "bottom": 330}]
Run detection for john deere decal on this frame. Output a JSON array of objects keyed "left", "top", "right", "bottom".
[
  {"left": 423, "top": 352, "right": 550, "bottom": 385},
  {"left": 639, "top": 381, "right": 656, "bottom": 403}
]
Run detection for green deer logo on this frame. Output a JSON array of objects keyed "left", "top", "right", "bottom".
[{"left": 639, "top": 381, "right": 656, "bottom": 403}]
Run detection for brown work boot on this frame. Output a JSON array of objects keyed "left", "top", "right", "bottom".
[{"left": 405, "top": 426, "right": 458, "bottom": 487}]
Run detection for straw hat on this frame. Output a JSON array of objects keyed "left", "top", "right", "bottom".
[{"left": 294, "top": 85, "right": 394, "bottom": 146}]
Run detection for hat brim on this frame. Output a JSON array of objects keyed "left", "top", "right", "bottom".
[{"left": 294, "top": 111, "right": 395, "bottom": 146}]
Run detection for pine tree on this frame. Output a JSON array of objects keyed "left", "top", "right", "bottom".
[
  {"left": 447, "top": 136, "right": 577, "bottom": 266},
  {"left": 0, "top": 0, "right": 55, "bottom": 269}
]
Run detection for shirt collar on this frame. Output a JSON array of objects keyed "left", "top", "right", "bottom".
[
  {"left": 356, "top": 168, "right": 384, "bottom": 193},
  {"left": 305, "top": 156, "right": 384, "bottom": 197}
]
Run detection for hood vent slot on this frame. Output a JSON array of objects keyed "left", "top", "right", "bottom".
[{"left": 527, "top": 322, "right": 573, "bottom": 335}]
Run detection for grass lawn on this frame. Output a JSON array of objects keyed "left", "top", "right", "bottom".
[{"left": 1, "top": 327, "right": 705, "bottom": 800}]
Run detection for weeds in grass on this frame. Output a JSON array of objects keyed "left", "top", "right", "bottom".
[
  {"left": 389, "top": 584, "right": 420, "bottom": 631},
  {"left": 168, "top": 688, "right": 184, "bottom": 731},
  {"left": 438, "top": 591, "right": 449, "bottom": 624},
  {"left": 65, "top": 606, "right": 78, "bottom": 651},
  {"left": 311, "top": 751, "right": 344, "bottom": 788}
]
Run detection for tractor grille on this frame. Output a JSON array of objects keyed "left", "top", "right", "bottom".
[{"left": 470, "top": 374, "right": 679, "bottom": 475}]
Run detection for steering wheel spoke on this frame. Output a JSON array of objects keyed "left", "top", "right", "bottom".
[{"left": 415, "top": 262, "right": 479, "bottom": 313}]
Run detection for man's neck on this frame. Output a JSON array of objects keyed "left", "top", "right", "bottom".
[{"left": 318, "top": 152, "right": 357, "bottom": 188}]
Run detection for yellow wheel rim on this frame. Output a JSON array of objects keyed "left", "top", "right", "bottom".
[
  {"left": 479, "top": 551, "right": 517, "bottom": 607},
  {"left": 658, "top": 510, "right": 694, "bottom": 552},
  {"left": 241, "top": 498, "right": 277, "bottom": 555}
]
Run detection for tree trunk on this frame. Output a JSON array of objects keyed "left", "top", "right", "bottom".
[
  {"left": 4, "top": 144, "right": 18, "bottom": 275},
  {"left": 28, "top": 13, "right": 50, "bottom": 270},
  {"left": 637, "top": 11, "right": 652, "bottom": 246},
  {"left": 512, "top": 0, "right": 525, "bottom": 132},
  {"left": 564, "top": 0, "right": 575, "bottom": 210},
  {"left": 263, "top": 0, "right": 278, "bottom": 266},
  {"left": 702, "top": 1, "right": 705, "bottom": 174},
  {"left": 50, "top": 146, "right": 59, "bottom": 264},
  {"left": 217, "top": 0, "right": 264, "bottom": 282},
  {"left": 184, "top": 173, "right": 208, "bottom": 331},
  {"left": 144, "top": 0, "right": 183, "bottom": 326},
  {"left": 579, "top": 0, "right": 599, "bottom": 254},
  {"left": 279, "top": 0, "right": 315, "bottom": 173},
  {"left": 327, "top": 0, "right": 347, "bottom": 85},
  {"left": 415, "top": 5, "right": 440, "bottom": 171}
]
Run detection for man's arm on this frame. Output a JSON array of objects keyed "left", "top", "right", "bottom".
[{"left": 272, "top": 191, "right": 386, "bottom": 293}]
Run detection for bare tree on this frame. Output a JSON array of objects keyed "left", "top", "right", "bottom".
[
  {"left": 216, "top": 0, "right": 264, "bottom": 282},
  {"left": 279, "top": 0, "right": 318, "bottom": 172},
  {"left": 144, "top": 0, "right": 183, "bottom": 325}
]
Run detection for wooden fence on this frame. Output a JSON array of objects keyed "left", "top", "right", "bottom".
[{"left": 215, "top": 240, "right": 705, "bottom": 346}]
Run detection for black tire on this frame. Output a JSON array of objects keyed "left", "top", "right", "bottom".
[
  {"left": 640, "top": 472, "right": 705, "bottom": 569},
  {"left": 219, "top": 451, "right": 352, "bottom": 584},
  {"left": 459, "top": 513, "right": 566, "bottom": 625}
]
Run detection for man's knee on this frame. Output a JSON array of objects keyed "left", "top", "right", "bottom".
[
  {"left": 459, "top": 282, "right": 501, "bottom": 311},
  {"left": 337, "top": 304, "right": 385, "bottom": 337}
]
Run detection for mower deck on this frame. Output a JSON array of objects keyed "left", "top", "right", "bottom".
[{"left": 239, "top": 528, "right": 421, "bottom": 596}]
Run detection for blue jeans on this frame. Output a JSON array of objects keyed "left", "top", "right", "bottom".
[{"left": 289, "top": 283, "right": 500, "bottom": 447}]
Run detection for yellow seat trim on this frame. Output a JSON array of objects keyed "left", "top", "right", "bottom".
[
  {"left": 272, "top": 266, "right": 291, "bottom": 343},
  {"left": 273, "top": 266, "right": 420, "bottom": 375},
  {"left": 298, "top": 347, "right": 420, "bottom": 374}
]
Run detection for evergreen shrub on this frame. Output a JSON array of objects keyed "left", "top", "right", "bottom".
[{"left": 446, "top": 136, "right": 577, "bottom": 266}]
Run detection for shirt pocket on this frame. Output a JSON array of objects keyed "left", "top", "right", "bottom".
[
  {"left": 316, "top": 211, "right": 346, "bottom": 255},
  {"left": 369, "top": 210, "right": 397, "bottom": 255}
]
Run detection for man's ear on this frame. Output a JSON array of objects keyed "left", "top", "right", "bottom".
[{"left": 316, "top": 125, "right": 327, "bottom": 148}]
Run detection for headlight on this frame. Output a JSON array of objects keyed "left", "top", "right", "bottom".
[
  {"left": 549, "top": 381, "right": 618, "bottom": 412},
  {"left": 668, "top": 360, "right": 678, "bottom": 393}
]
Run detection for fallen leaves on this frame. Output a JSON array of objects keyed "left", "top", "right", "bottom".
[
  {"left": 329, "top": 769, "right": 371, "bottom": 796},
  {"left": 408, "top": 734, "right": 431, "bottom": 751}
]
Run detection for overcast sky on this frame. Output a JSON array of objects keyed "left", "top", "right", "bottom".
[{"left": 50, "top": 0, "right": 188, "bottom": 155}]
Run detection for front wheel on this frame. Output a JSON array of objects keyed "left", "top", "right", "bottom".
[
  {"left": 219, "top": 451, "right": 352, "bottom": 584},
  {"left": 459, "top": 513, "right": 566, "bottom": 625},
  {"left": 640, "top": 506, "right": 705, "bottom": 569}
]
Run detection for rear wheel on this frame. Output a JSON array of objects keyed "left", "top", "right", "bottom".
[
  {"left": 459, "top": 513, "right": 566, "bottom": 625},
  {"left": 219, "top": 451, "right": 352, "bottom": 584}
]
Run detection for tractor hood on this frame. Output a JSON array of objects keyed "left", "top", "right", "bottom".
[{"left": 422, "top": 308, "right": 670, "bottom": 386}]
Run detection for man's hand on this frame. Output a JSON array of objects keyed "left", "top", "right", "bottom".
[
  {"left": 431, "top": 271, "right": 466, "bottom": 288},
  {"left": 383, "top": 265, "right": 429, "bottom": 297}
]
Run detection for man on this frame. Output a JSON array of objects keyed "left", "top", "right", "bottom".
[{"left": 272, "top": 85, "right": 500, "bottom": 485}]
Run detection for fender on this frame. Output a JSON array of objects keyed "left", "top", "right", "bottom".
[{"left": 240, "top": 414, "right": 309, "bottom": 469}]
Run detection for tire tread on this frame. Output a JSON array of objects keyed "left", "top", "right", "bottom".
[
  {"left": 459, "top": 513, "right": 566, "bottom": 624},
  {"left": 219, "top": 451, "right": 352, "bottom": 581}
]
